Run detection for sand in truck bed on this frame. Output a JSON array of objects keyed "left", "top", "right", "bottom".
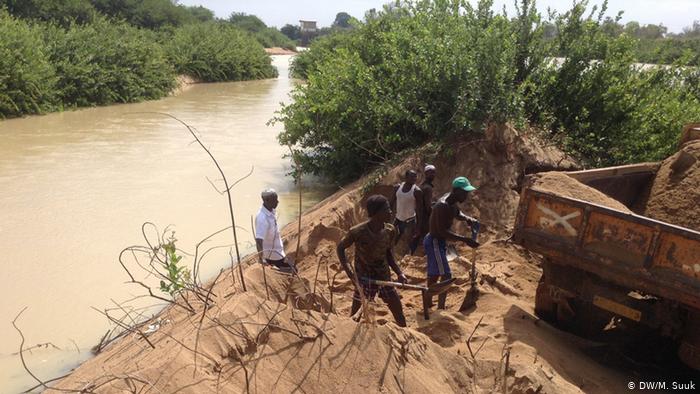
[{"left": 526, "top": 172, "right": 632, "bottom": 213}]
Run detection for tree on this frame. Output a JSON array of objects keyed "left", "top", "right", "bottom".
[
  {"left": 333, "top": 12, "right": 352, "bottom": 28},
  {"left": 1, "top": 0, "right": 96, "bottom": 26},
  {"left": 601, "top": 17, "right": 622, "bottom": 37},
  {"left": 281, "top": 24, "right": 300, "bottom": 40},
  {"left": 624, "top": 21, "right": 640, "bottom": 36},
  {"left": 185, "top": 5, "right": 214, "bottom": 23},
  {"left": 228, "top": 12, "right": 267, "bottom": 33}
]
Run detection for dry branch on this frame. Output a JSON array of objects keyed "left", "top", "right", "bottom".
[
  {"left": 12, "top": 307, "right": 48, "bottom": 391},
  {"left": 142, "top": 112, "right": 248, "bottom": 292},
  {"left": 466, "top": 315, "right": 488, "bottom": 359}
]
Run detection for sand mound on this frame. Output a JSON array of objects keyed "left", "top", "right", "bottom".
[
  {"left": 376, "top": 124, "right": 578, "bottom": 242},
  {"left": 526, "top": 172, "right": 631, "bottom": 212},
  {"left": 642, "top": 141, "right": 700, "bottom": 231},
  {"left": 265, "top": 47, "right": 297, "bottom": 55},
  {"left": 244, "top": 264, "right": 331, "bottom": 312},
  {"left": 57, "top": 125, "right": 642, "bottom": 393},
  {"left": 55, "top": 292, "right": 473, "bottom": 393}
]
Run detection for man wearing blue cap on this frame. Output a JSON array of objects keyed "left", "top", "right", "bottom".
[{"left": 424, "top": 176, "right": 480, "bottom": 309}]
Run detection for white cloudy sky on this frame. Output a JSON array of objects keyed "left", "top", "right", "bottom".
[{"left": 177, "top": 0, "right": 698, "bottom": 32}]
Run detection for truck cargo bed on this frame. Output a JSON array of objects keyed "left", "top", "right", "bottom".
[{"left": 513, "top": 187, "right": 700, "bottom": 310}]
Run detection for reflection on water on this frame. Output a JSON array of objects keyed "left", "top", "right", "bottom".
[{"left": 0, "top": 56, "right": 333, "bottom": 392}]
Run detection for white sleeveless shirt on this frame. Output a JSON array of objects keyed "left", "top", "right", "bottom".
[{"left": 395, "top": 182, "right": 417, "bottom": 221}]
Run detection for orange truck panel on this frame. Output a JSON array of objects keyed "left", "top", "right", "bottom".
[
  {"left": 582, "top": 211, "right": 655, "bottom": 267},
  {"left": 525, "top": 196, "right": 584, "bottom": 242},
  {"left": 515, "top": 188, "right": 700, "bottom": 310},
  {"left": 653, "top": 232, "right": 700, "bottom": 280}
]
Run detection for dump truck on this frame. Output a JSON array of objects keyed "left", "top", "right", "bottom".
[{"left": 513, "top": 124, "right": 700, "bottom": 371}]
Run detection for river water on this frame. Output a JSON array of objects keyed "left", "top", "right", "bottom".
[{"left": 0, "top": 55, "right": 330, "bottom": 392}]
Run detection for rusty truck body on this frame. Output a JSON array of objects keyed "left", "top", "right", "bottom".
[{"left": 513, "top": 124, "right": 700, "bottom": 371}]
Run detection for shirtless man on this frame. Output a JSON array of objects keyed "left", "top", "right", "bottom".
[
  {"left": 337, "top": 195, "right": 408, "bottom": 327},
  {"left": 424, "top": 177, "right": 480, "bottom": 309}
]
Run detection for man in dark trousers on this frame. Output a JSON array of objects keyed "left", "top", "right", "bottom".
[
  {"left": 255, "top": 189, "right": 294, "bottom": 272},
  {"left": 390, "top": 170, "right": 423, "bottom": 249},
  {"left": 337, "top": 195, "right": 408, "bottom": 327},
  {"left": 424, "top": 177, "right": 479, "bottom": 309},
  {"left": 411, "top": 164, "right": 437, "bottom": 254}
]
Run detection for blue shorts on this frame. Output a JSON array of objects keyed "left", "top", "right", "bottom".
[{"left": 425, "top": 233, "right": 451, "bottom": 277}]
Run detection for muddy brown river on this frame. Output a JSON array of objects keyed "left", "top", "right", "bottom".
[{"left": 0, "top": 55, "right": 331, "bottom": 392}]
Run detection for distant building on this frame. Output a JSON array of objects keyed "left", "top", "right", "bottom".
[
  {"left": 299, "top": 20, "right": 317, "bottom": 33},
  {"left": 299, "top": 20, "right": 318, "bottom": 46}
]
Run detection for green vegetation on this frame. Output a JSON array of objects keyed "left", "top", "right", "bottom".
[
  {"left": 598, "top": 19, "right": 700, "bottom": 66},
  {"left": 228, "top": 12, "right": 296, "bottom": 50},
  {"left": 167, "top": 22, "right": 277, "bottom": 82},
  {"left": 48, "top": 17, "right": 175, "bottom": 107},
  {"left": 0, "top": 9, "right": 57, "bottom": 117},
  {"left": 279, "top": 0, "right": 700, "bottom": 183},
  {"left": 281, "top": 12, "right": 360, "bottom": 46},
  {"left": 0, "top": 2, "right": 278, "bottom": 118},
  {"left": 160, "top": 236, "right": 190, "bottom": 297},
  {"left": 0, "top": 0, "right": 215, "bottom": 29}
]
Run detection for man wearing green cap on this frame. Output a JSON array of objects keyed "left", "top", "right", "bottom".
[{"left": 424, "top": 176, "right": 480, "bottom": 309}]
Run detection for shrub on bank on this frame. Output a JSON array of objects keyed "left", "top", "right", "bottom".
[
  {"left": 0, "top": 10, "right": 57, "bottom": 117},
  {"left": 279, "top": 0, "right": 529, "bottom": 182},
  {"left": 527, "top": 2, "right": 700, "bottom": 166},
  {"left": 280, "top": 0, "right": 700, "bottom": 183},
  {"left": 166, "top": 22, "right": 278, "bottom": 82},
  {"left": 47, "top": 17, "right": 175, "bottom": 107}
]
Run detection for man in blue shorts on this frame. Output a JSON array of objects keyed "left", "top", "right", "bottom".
[{"left": 424, "top": 176, "right": 480, "bottom": 309}]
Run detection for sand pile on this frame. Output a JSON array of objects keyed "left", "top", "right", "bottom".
[
  {"left": 526, "top": 172, "right": 631, "bottom": 212},
  {"left": 55, "top": 281, "right": 473, "bottom": 393},
  {"left": 642, "top": 141, "right": 700, "bottom": 231},
  {"left": 376, "top": 124, "right": 578, "bottom": 241},
  {"left": 265, "top": 47, "right": 297, "bottom": 55},
  {"left": 56, "top": 125, "right": 641, "bottom": 393}
]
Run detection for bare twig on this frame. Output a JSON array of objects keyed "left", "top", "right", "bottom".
[
  {"left": 238, "top": 357, "right": 251, "bottom": 394},
  {"left": 142, "top": 112, "right": 247, "bottom": 292},
  {"left": 502, "top": 346, "right": 511, "bottom": 394},
  {"left": 91, "top": 307, "right": 156, "bottom": 349},
  {"left": 118, "top": 246, "right": 195, "bottom": 314},
  {"left": 69, "top": 339, "right": 80, "bottom": 354},
  {"left": 226, "top": 165, "right": 255, "bottom": 193},
  {"left": 11, "top": 342, "right": 61, "bottom": 355},
  {"left": 21, "top": 372, "right": 74, "bottom": 393},
  {"left": 466, "top": 315, "right": 488, "bottom": 359},
  {"left": 288, "top": 145, "right": 303, "bottom": 277},
  {"left": 12, "top": 307, "right": 48, "bottom": 390},
  {"left": 193, "top": 269, "right": 224, "bottom": 378}
]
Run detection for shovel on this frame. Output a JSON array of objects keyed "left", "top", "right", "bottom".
[
  {"left": 459, "top": 222, "right": 481, "bottom": 311},
  {"left": 362, "top": 277, "right": 456, "bottom": 320}
]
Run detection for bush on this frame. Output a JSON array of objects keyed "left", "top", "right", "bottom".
[
  {"left": 1, "top": 0, "right": 96, "bottom": 27},
  {"left": 280, "top": 0, "right": 700, "bottom": 183},
  {"left": 166, "top": 22, "right": 278, "bottom": 82},
  {"left": 278, "top": 0, "right": 531, "bottom": 183},
  {"left": 0, "top": 10, "right": 57, "bottom": 117},
  {"left": 528, "top": 1, "right": 700, "bottom": 166},
  {"left": 46, "top": 17, "right": 175, "bottom": 107},
  {"left": 228, "top": 13, "right": 296, "bottom": 50}
]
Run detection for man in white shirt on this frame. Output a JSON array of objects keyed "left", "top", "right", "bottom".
[
  {"left": 390, "top": 170, "right": 423, "bottom": 249},
  {"left": 255, "top": 189, "right": 294, "bottom": 272}
]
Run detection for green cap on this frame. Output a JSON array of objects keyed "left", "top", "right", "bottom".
[{"left": 452, "top": 176, "right": 476, "bottom": 192}]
